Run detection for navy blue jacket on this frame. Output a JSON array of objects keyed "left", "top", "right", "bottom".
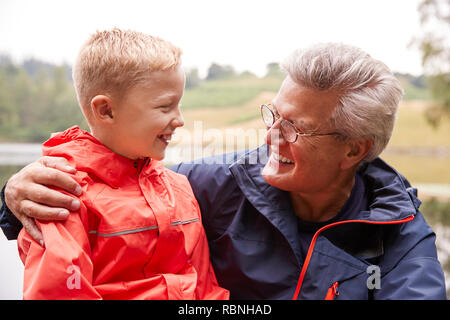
[
  {"left": 1, "top": 145, "right": 447, "bottom": 299},
  {"left": 172, "top": 146, "right": 447, "bottom": 300}
]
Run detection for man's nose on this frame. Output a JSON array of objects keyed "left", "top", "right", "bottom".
[{"left": 264, "top": 119, "right": 287, "bottom": 147}]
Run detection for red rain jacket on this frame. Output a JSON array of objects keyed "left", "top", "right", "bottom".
[{"left": 18, "top": 126, "right": 229, "bottom": 300}]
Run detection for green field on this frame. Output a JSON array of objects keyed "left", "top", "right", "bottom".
[
  {"left": 181, "top": 73, "right": 284, "bottom": 110},
  {"left": 380, "top": 101, "right": 450, "bottom": 185}
]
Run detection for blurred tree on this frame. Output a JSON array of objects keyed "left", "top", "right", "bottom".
[
  {"left": 49, "top": 66, "right": 87, "bottom": 134},
  {"left": 0, "top": 55, "right": 85, "bottom": 142},
  {"left": 185, "top": 67, "right": 201, "bottom": 89},
  {"left": 13, "top": 69, "right": 34, "bottom": 128},
  {"left": 23, "top": 58, "right": 52, "bottom": 79},
  {"left": 238, "top": 70, "right": 257, "bottom": 79},
  {"left": 412, "top": 0, "right": 450, "bottom": 128},
  {"left": 265, "top": 62, "right": 284, "bottom": 78},
  {"left": 206, "top": 63, "right": 235, "bottom": 80},
  {"left": 0, "top": 68, "right": 17, "bottom": 133}
]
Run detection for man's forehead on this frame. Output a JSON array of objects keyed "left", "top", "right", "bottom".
[
  {"left": 270, "top": 102, "right": 316, "bottom": 130},
  {"left": 271, "top": 90, "right": 337, "bottom": 131},
  {"left": 273, "top": 79, "right": 340, "bottom": 112}
]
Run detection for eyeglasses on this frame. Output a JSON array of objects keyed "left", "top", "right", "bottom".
[{"left": 260, "top": 104, "right": 341, "bottom": 143}]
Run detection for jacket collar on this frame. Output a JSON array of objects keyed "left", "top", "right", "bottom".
[
  {"left": 229, "top": 145, "right": 302, "bottom": 263},
  {"left": 357, "top": 158, "right": 419, "bottom": 221},
  {"left": 42, "top": 126, "right": 165, "bottom": 189},
  {"left": 229, "top": 145, "right": 418, "bottom": 226}
]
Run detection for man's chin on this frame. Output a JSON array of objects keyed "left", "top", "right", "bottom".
[
  {"left": 261, "top": 162, "right": 281, "bottom": 186},
  {"left": 262, "top": 161, "right": 298, "bottom": 192}
]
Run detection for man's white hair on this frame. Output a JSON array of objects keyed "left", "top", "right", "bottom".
[{"left": 281, "top": 42, "right": 403, "bottom": 162}]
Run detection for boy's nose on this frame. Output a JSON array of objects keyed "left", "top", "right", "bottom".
[{"left": 172, "top": 112, "right": 184, "bottom": 128}]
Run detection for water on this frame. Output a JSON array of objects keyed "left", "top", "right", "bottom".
[
  {"left": 0, "top": 143, "right": 42, "bottom": 165},
  {"left": 0, "top": 237, "right": 23, "bottom": 299},
  {"left": 0, "top": 143, "right": 210, "bottom": 167}
]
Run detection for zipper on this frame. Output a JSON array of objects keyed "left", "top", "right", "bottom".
[
  {"left": 134, "top": 157, "right": 152, "bottom": 173},
  {"left": 324, "top": 282, "right": 339, "bottom": 300},
  {"left": 291, "top": 214, "right": 415, "bottom": 300}
]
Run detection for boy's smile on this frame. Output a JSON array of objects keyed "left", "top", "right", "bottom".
[
  {"left": 105, "top": 66, "right": 185, "bottom": 161},
  {"left": 157, "top": 133, "right": 173, "bottom": 146}
]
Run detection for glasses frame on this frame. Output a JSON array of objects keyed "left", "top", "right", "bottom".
[{"left": 260, "top": 104, "right": 341, "bottom": 143}]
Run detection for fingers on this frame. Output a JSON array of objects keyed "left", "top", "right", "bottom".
[
  {"left": 20, "top": 198, "right": 75, "bottom": 221},
  {"left": 32, "top": 167, "right": 82, "bottom": 197},
  {"left": 25, "top": 183, "right": 80, "bottom": 212},
  {"left": 3, "top": 156, "right": 83, "bottom": 247},
  {"left": 21, "top": 215, "right": 44, "bottom": 247},
  {"left": 4, "top": 156, "right": 82, "bottom": 228},
  {"left": 39, "top": 156, "right": 77, "bottom": 174},
  {"left": 28, "top": 165, "right": 82, "bottom": 196}
]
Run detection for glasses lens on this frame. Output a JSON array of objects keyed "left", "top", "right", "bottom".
[
  {"left": 261, "top": 105, "right": 274, "bottom": 127},
  {"left": 280, "top": 120, "right": 297, "bottom": 142}
]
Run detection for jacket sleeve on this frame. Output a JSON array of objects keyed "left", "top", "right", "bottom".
[
  {"left": 0, "top": 182, "right": 22, "bottom": 240},
  {"left": 18, "top": 198, "right": 102, "bottom": 299},
  {"left": 374, "top": 232, "right": 447, "bottom": 300}
]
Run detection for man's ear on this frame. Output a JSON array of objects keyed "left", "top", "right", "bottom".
[
  {"left": 340, "top": 138, "right": 373, "bottom": 170},
  {"left": 90, "top": 95, "right": 115, "bottom": 124}
]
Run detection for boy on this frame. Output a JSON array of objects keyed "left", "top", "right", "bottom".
[{"left": 17, "top": 28, "right": 229, "bottom": 300}]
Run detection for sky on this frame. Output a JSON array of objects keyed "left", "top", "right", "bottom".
[
  {"left": 0, "top": 0, "right": 438, "bottom": 299},
  {"left": 0, "top": 0, "right": 425, "bottom": 77}
]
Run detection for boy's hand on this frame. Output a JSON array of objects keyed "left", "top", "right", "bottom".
[{"left": 4, "top": 156, "right": 82, "bottom": 245}]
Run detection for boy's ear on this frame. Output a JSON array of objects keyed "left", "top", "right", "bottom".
[
  {"left": 340, "top": 138, "right": 373, "bottom": 170},
  {"left": 90, "top": 95, "right": 115, "bottom": 124}
]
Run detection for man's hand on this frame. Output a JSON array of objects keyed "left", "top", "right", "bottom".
[{"left": 4, "top": 156, "right": 82, "bottom": 246}]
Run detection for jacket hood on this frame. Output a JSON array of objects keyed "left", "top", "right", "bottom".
[
  {"left": 229, "top": 145, "right": 419, "bottom": 224},
  {"left": 42, "top": 126, "right": 165, "bottom": 188}
]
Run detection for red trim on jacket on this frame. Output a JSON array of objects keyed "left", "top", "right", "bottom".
[{"left": 292, "top": 215, "right": 415, "bottom": 300}]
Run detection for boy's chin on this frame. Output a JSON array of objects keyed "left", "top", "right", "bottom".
[{"left": 149, "top": 151, "right": 165, "bottom": 161}]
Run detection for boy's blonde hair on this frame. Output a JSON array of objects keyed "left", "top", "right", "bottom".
[{"left": 72, "top": 28, "right": 182, "bottom": 112}]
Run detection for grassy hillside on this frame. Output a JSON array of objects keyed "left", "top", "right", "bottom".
[
  {"left": 380, "top": 100, "right": 450, "bottom": 185},
  {"left": 181, "top": 73, "right": 284, "bottom": 110}
]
